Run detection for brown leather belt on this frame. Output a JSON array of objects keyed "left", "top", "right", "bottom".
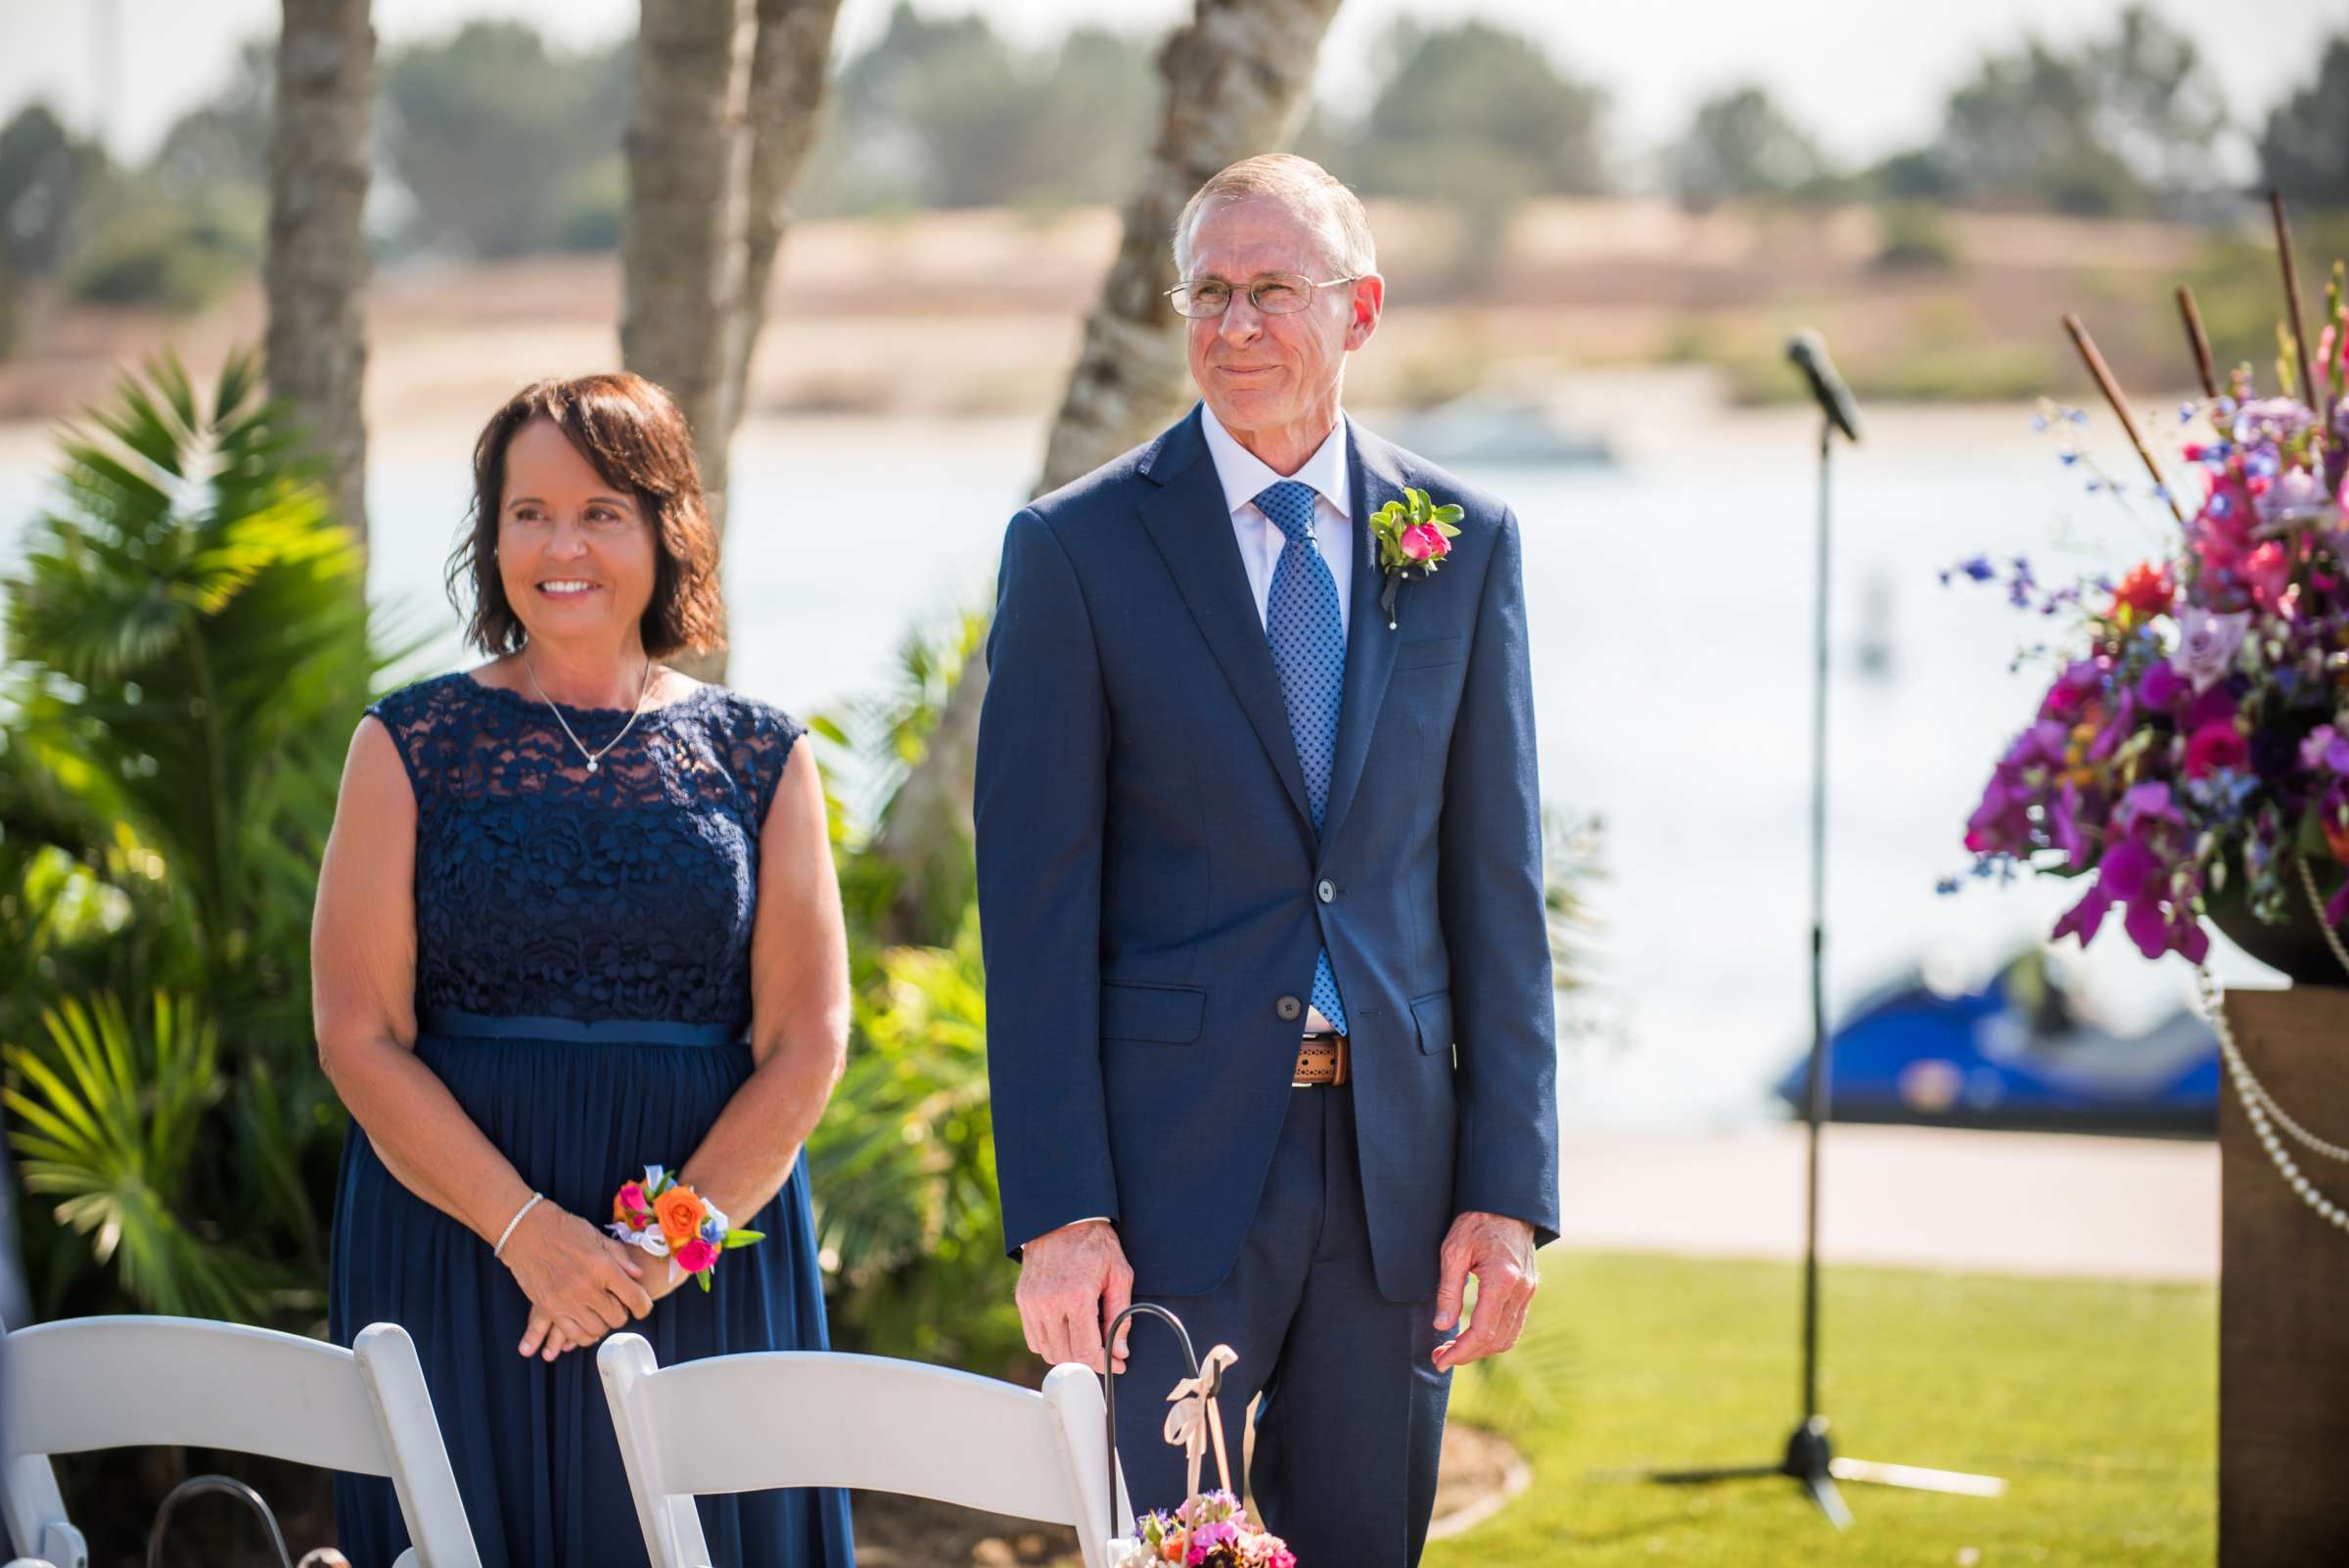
[{"left": 1293, "top": 1032, "right": 1350, "bottom": 1086}]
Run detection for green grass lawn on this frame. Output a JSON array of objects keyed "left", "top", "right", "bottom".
[{"left": 1430, "top": 1251, "right": 2214, "bottom": 1568}]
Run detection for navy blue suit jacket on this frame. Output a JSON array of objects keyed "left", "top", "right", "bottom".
[{"left": 975, "top": 405, "right": 1559, "bottom": 1303}]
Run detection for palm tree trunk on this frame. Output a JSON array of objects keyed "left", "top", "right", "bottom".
[
  {"left": 624, "top": 0, "right": 841, "bottom": 683},
  {"left": 867, "top": 0, "right": 1345, "bottom": 944},
  {"left": 726, "top": 0, "right": 844, "bottom": 421},
  {"left": 264, "top": 0, "right": 376, "bottom": 546},
  {"left": 1037, "top": 0, "right": 1344, "bottom": 494}
]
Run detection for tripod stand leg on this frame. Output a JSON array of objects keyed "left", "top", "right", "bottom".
[
  {"left": 1802, "top": 1469, "right": 1854, "bottom": 1529},
  {"left": 1829, "top": 1456, "right": 2006, "bottom": 1497},
  {"left": 1647, "top": 1463, "right": 1786, "bottom": 1485}
]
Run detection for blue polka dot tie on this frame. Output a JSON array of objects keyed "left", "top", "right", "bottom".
[{"left": 1258, "top": 480, "right": 1349, "bottom": 1035}]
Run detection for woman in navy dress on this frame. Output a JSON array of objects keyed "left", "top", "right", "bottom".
[{"left": 315, "top": 373, "right": 855, "bottom": 1566}]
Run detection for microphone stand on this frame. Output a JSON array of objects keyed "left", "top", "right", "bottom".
[{"left": 1644, "top": 365, "right": 2005, "bottom": 1527}]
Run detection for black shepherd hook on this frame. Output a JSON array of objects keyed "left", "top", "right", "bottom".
[
  {"left": 1102, "top": 1301, "right": 1200, "bottom": 1542},
  {"left": 146, "top": 1474, "right": 297, "bottom": 1568}
]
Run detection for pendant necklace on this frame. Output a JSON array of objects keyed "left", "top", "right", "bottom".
[{"left": 524, "top": 654, "right": 654, "bottom": 774}]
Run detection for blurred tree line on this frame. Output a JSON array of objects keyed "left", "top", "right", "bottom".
[{"left": 3, "top": 2, "right": 2349, "bottom": 342}]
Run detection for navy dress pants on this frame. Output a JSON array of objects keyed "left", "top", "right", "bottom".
[{"left": 1112, "top": 1084, "right": 1453, "bottom": 1568}]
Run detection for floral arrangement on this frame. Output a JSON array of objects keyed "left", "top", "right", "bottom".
[
  {"left": 607, "top": 1164, "right": 761, "bottom": 1291},
  {"left": 1366, "top": 486, "right": 1463, "bottom": 628},
  {"left": 1124, "top": 1490, "right": 1295, "bottom": 1568},
  {"left": 1957, "top": 242, "right": 2349, "bottom": 965}
]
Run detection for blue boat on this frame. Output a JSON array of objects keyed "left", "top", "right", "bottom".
[{"left": 1772, "top": 953, "right": 2218, "bottom": 1136}]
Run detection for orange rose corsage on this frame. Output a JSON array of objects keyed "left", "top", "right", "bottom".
[{"left": 606, "top": 1164, "right": 762, "bottom": 1292}]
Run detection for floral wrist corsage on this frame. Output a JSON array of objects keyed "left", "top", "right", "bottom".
[{"left": 607, "top": 1165, "right": 762, "bottom": 1291}]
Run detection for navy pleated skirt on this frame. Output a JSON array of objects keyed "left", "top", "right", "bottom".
[{"left": 328, "top": 1015, "right": 856, "bottom": 1568}]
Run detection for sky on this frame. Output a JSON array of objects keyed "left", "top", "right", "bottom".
[{"left": 0, "top": 0, "right": 2339, "bottom": 173}]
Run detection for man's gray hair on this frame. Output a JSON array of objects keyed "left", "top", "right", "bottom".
[{"left": 1172, "top": 154, "right": 1377, "bottom": 279}]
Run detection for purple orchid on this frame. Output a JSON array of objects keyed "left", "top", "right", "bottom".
[
  {"left": 2303, "top": 725, "right": 2349, "bottom": 776},
  {"left": 2135, "top": 659, "right": 2188, "bottom": 713},
  {"left": 1963, "top": 720, "right": 2070, "bottom": 856},
  {"left": 2050, "top": 783, "right": 2211, "bottom": 963}
]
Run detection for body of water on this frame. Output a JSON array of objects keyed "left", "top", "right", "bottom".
[{"left": 2, "top": 404, "right": 2269, "bottom": 1126}]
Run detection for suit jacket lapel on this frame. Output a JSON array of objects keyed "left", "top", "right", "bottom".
[
  {"left": 1319, "top": 425, "right": 1406, "bottom": 851},
  {"left": 1135, "top": 407, "right": 1317, "bottom": 842}
]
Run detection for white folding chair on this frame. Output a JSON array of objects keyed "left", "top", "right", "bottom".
[
  {"left": 1, "top": 1316, "right": 480, "bottom": 1568},
  {"left": 597, "top": 1335, "right": 1128, "bottom": 1568}
]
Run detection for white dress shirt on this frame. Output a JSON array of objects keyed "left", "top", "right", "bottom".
[{"left": 1201, "top": 402, "right": 1351, "bottom": 1037}]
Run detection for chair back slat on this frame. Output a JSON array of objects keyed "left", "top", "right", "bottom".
[
  {"left": 3, "top": 1317, "right": 483, "bottom": 1568},
  {"left": 8, "top": 1317, "right": 389, "bottom": 1474},
  {"left": 637, "top": 1351, "right": 1082, "bottom": 1522}
]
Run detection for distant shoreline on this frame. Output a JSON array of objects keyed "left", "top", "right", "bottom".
[{"left": 0, "top": 195, "right": 2244, "bottom": 437}]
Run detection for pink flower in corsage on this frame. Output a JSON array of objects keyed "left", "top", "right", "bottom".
[
  {"left": 1366, "top": 486, "right": 1464, "bottom": 630},
  {"left": 1398, "top": 522, "right": 1448, "bottom": 562},
  {"left": 605, "top": 1167, "right": 764, "bottom": 1292}
]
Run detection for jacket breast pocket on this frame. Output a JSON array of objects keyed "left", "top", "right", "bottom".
[
  {"left": 1394, "top": 635, "right": 1464, "bottom": 671},
  {"left": 1409, "top": 990, "right": 1454, "bottom": 1055},
  {"left": 1100, "top": 981, "right": 1208, "bottom": 1043}
]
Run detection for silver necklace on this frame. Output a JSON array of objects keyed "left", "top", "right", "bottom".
[{"left": 523, "top": 654, "right": 654, "bottom": 775}]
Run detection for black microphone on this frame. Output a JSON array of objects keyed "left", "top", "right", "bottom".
[{"left": 1786, "top": 329, "right": 1862, "bottom": 444}]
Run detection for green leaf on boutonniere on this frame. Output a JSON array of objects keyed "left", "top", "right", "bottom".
[
  {"left": 722, "top": 1228, "right": 764, "bottom": 1248},
  {"left": 1368, "top": 486, "right": 1463, "bottom": 628}
]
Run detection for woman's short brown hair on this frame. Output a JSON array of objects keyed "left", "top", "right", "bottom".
[{"left": 446, "top": 373, "right": 726, "bottom": 660}]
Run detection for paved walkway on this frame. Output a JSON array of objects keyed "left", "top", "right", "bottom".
[{"left": 1554, "top": 1123, "right": 2218, "bottom": 1282}]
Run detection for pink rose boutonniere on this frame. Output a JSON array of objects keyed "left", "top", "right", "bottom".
[{"left": 1367, "top": 486, "right": 1464, "bottom": 629}]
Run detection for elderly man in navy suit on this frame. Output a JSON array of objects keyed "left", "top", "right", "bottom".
[{"left": 975, "top": 153, "right": 1558, "bottom": 1567}]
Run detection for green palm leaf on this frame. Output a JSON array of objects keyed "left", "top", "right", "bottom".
[
  {"left": 1, "top": 351, "right": 388, "bottom": 1326},
  {"left": 4, "top": 992, "right": 270, "bottom": 1320}
]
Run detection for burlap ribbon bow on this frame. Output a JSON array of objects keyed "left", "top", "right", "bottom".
[{"left": 1161, "top": 1343, "right": 1241, "bottom": 1500}]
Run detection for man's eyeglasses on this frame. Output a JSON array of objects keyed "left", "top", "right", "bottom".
[{"left": 1165, "top": 272, "right": 1363, "bottom": 319}]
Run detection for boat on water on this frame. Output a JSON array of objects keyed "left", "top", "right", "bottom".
[
  {"left": 1381, "top": 391, "right": 1616, "bottom": 468},
  {"left": 1772, "top": 951, "right": 2218, "bottom": 1136}
]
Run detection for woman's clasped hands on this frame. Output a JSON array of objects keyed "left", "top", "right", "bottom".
[{"left": 499, "top": 1201, "right": 674, "bottom": 1360}]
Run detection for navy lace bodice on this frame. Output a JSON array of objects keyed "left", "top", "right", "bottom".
[{"left": 365, "top": 672, "right": 802, "bottom": 1029}]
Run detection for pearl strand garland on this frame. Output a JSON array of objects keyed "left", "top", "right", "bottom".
[{"left": 2194, "top": 858, "right": 2349, "bottom": 1232}]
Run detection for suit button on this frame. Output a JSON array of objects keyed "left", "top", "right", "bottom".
[
  {"left": 1275, "top": 995, "right": 1303, "bottom": 1022},
  {"left": 1316, "top": 879, "right": 1336, "bottom": 903}
]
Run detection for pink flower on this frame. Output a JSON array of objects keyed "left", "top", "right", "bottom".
[
  {"left": 675, "top": 1237, "right": 717, "bottom": 1273},
  {"left": 2240, "top": 539, "right": 2293, "bottom": 611},
  {"left": 2037, "top": 659, "right": 2102, "bottom": 721},
  {"left": 1399, "top": 523, "right": 1448, "bottom": 563},
  {"left": 2184, "top": 719, "right": 2248, "bottom": 779},
  {"left": 619, "top": 1181, "right": 647, "bottom": 1212}
]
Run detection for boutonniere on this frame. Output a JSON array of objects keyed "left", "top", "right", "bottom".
[{"left": 1367, "top": 487, "right": 1464, "bottom": 629}]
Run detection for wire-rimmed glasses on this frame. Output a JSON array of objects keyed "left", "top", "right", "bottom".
[{"left": 1165, "top": 272, "right": 1363, "bottom": 319}]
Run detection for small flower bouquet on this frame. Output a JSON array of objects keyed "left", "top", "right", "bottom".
[
  {"left": 1103, "top": 1313, "right": 1296, "bottom": 1568},
  {"left": 607, "top": 1164, "right": 761, "bottom": 1291},
  {"left": 1125, "top": 1490, "right": 1295, "bottom": 1568},
  {"left": 1958, "top": 214, "right": 2349, "bottom": 977}
]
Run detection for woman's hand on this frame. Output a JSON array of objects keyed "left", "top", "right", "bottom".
[
  {"left": 525, "top": 1240, "right": 694, "bottom": 1358},
  {"left": 503, "top": 1205, "right": 654, "bottom": 1360}
]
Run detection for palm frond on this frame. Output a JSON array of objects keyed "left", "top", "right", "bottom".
[{"left": 3, "top": 992, "right": 272, "bottom": 1320}]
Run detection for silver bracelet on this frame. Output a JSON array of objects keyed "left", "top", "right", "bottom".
[{"left": 492, "top": 1192, "right": 543, "bottom": 1259}]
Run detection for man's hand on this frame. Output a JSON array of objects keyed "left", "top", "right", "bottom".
[
  {"left": 1430, "top": 1210, "right": 1538, "bottom": 1371},
  {"left": 1016, "top": 1218, "right": 1135, "bottom": 1374}
]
